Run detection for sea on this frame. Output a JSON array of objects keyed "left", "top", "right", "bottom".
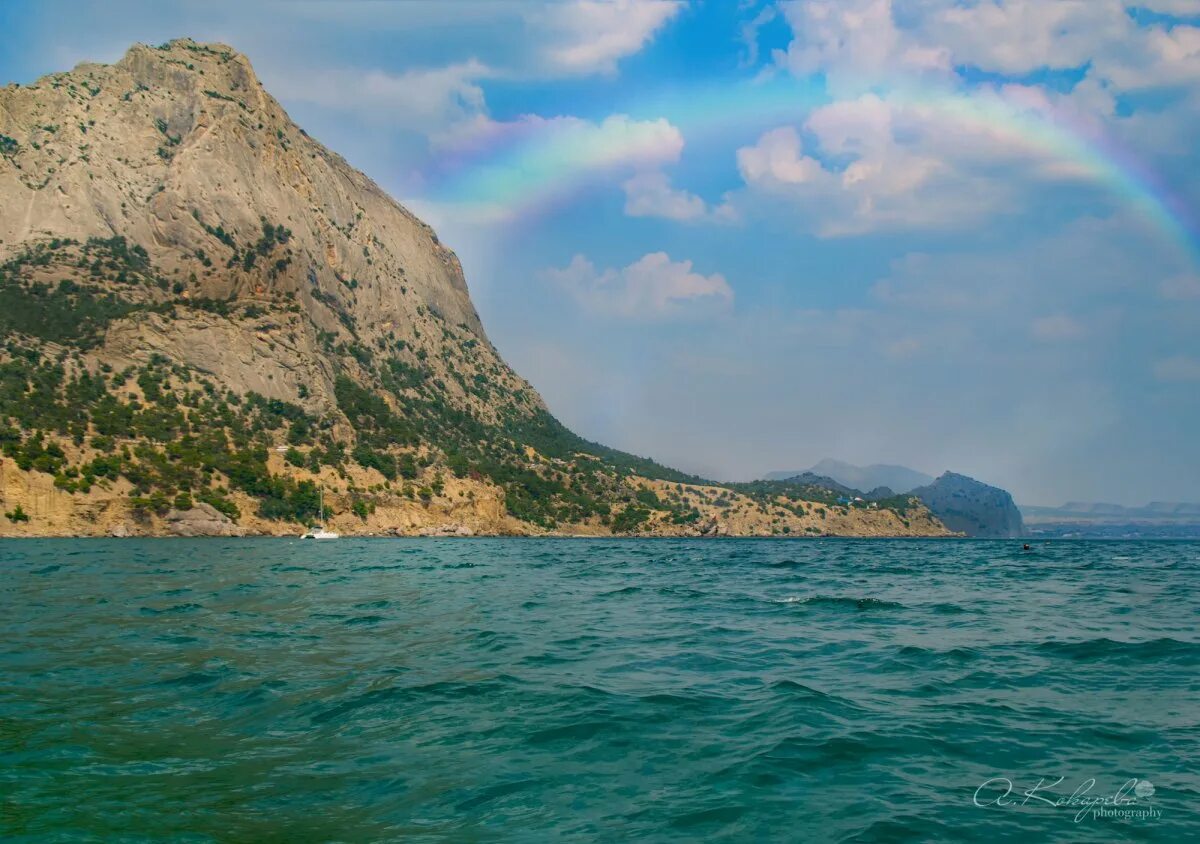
[{"left": 1, "top": 538, "right": 1197, "bottom": 842}]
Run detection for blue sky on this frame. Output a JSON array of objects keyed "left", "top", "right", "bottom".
[{"left": 2, "top": 0, "right": 1199, "bottom": 505}]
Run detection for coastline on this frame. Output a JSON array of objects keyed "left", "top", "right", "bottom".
[
  {"left": 1, "top": 459, "right": 955, "bottom": 540},
  {"left": 0, "top": 535, "right": 964, "bottom": 542}
]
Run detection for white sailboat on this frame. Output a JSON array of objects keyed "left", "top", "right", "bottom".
[{"left": 301, "top": 486, "right": 339, "bottom": 539}]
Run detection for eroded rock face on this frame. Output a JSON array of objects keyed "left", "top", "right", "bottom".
[
  {"left": 0, "top": 38, "right": 540, "bottom": 422},
  {"left": 164, "top": 502, "right": 245, "bottom": 537}
]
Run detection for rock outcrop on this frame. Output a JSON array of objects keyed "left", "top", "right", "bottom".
[
  {"left": 165, "top": 503, "right": 245, "bottom": 536},
  {"left": 910, "top": 472, "right": 1025, "bottom": 538}
]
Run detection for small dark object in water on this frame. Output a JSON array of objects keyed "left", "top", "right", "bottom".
[{"left": 1022, "top": 544, "right": 1031, "bottom": 551}]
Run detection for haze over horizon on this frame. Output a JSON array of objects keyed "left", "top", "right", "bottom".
[{"left": 3, "top": 0, "right": 1197, "bottom": 506}]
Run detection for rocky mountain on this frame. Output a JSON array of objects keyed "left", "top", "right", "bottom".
[
  {"left": 0, "top": 39, "right": 952, "bottom": 538},
  {"left": 765, "top": 459, "right": 933, "bottom": 494},
  {"left": 909, "top": 472, "right": 1025, "bottom": 538},
  {"left": 766, "top": 461, "right": 1028, "bottom": 538}
]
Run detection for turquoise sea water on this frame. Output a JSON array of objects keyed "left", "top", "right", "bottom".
[{"left": 1, "top": 538, "right": 1197, "bottom": 841}]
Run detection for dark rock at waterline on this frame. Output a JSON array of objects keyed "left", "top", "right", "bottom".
[{"left": 166, "top": 503, "right": 245, "bottom": 537}]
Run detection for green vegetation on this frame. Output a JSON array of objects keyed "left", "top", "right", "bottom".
[
  {"left": 4, "top": 504, "right": 29, "bottom": 523},
  {"left": 154, "top": 118, "right": 181, "bottom": 148},
  {"left": 612, "top": 505, "right": 650, "bottom": 532},
  {"left": 191, "top": 212, "right": 292, "bottom": 276},
  {"left": 727, "top": 478, "right": 918, "bottom": 518},
  {"left": 0, "top": 238, "right": 163, "bottom": 348},
  {"left": 0, "top": 344, "right": 338, "bottom": 525},
  {"left": 0, "top": 234, "right": 899, "bottom": 535},
  {"left": 0, "top": 279, "right": 136, "bottom": 348}
]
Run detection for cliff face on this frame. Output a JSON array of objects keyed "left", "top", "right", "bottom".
[
  {"left": 0, "top": 40, "right": 950, "bottom": 538},
  {"left": 911, "top": 472, "right": 1026, "bottom": 538},
  {"left": 0, "top": 38, "right": 521, "bottom": 418}
]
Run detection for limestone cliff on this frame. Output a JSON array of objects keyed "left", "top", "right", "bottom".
[
  {"left": 0, "top": 38, "right": 524, "bottom": 419},
  {"left": 0, "top": 40, "right": 951, "bottom": 538}
]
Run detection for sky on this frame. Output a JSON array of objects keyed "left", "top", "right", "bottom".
[{"left": 2, "top": 0, "right": 1199, "bottom": 505}]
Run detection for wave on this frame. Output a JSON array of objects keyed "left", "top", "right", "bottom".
[
  {"left": 929, "top": 602, "right": 969, "bottom": 614},
  {"left": 525, "top": 719, "right": 619, "bottom": 745},
  {"left": 455, "top": 778, "right": 540, "bottom": 812},
  {"left": 139, "top": 602, "right": 203, "bottom": 615},
  {"left": 1035, "top": 636, "right": 1200, "bottom": 664},
  {"left": 777, "top": 595, "right": 906, "bottom": 611},
  {"left": 600, "top": 585, "right": 642, "bottom": 596},
  {"left": 154, "top": 670, "right": 223, "bottom": 687},
  {"left": 669, "top": 804, "right": 747, "bottom": 831},
  {"left": 761, "top": 734, "right": 888, "bottom": 769},
  {"left": 344, "top": 614, "right": 385, "bottom": 625},
  {"left": 764, "top": 558, "right": 807, "bottom": 568},
  {"left": 894, "top": 645, "right": 981, "bottom": 664},
  {"left": 841, "top": 815, "right": 949, "bottom": 842},
  {"left": 769, "top": 678, "right": 832, "bottom": 698},
  {"left": 311, "top": 676, "right": 519, "bottom": 724}
]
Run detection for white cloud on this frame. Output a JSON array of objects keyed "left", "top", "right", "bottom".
[
  {"left": 775, "top": 0, "right": 952, "bottom": 95},
  {"left": 1031, "top": 315, "right": 1087, "bottom": 341},
  {"left": 739, "top": 4, "right": 778, "bottom": 67},
  {"left": 437, "top": 112, "right": 684, "bottom": 164},
  {"left": 775, "top": 0, "right": 1200, "bottom": 99},
  {"left": 926, "top": 1, "right": 1132, "bottom": 75},
  {"left": 1138, "top": 0, "right": 1200, "bottom": 13},
  {"left": 730, "top": 93, "right": 1057, "bottom": 235},
  {"left": 622, "top": 171, "right": 709, "bottom": 220},
  {"left": 269, "top": 60, "right": 493, "bottom": 134},
  {"left": 534, "top": 0, "right": 684, "bottom": 75},
  {"left": 620, "top": 170, "right": 738, "bottom": 222},
  {"left": 544, "top": 252, "right": 733, "bottom": 318},
  {"left": 744, "top": 2, "right": 1200, "bottom": 239},
  {"left": 1098, "top": 22, "right": 1200, "bottom": 92},
  {"left": 1154, "top": 355, "right": 1200, "bottom": 381},
  {"left": 263, "top": 0, "right": 687, "bottom": 141},
  {"left": 920, "top": 1, "right": 1200, "bottom": 94},
  {"left": 1159, "top": 274, "right": 1200, "bottom": 300},
  {"left": 736, "top": 125, "right": 826, "bottom": 185}
]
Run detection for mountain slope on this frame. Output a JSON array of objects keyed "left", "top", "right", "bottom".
[{"left": 0, "top": 40, "right": 950, "bottom": 538}]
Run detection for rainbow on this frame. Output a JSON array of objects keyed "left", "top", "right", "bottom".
[{"left": 420, "top": 76, "right": 1200, "bottom": 262}]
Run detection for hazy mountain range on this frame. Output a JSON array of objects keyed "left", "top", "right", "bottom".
[
  {"left": 765, "top": 459, "right": 934, "bottom": 494},
  {"left": 1022, "top": 501, "right": 1200, "bottom": 523}
]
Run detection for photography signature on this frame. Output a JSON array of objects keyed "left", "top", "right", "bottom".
[{"left": 974, "top": 776, "right": 1161, "bottom": 823}]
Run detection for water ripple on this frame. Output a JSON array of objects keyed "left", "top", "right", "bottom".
[{"left": 1, "top": 537, "right": 1196, "bottom": 841}]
